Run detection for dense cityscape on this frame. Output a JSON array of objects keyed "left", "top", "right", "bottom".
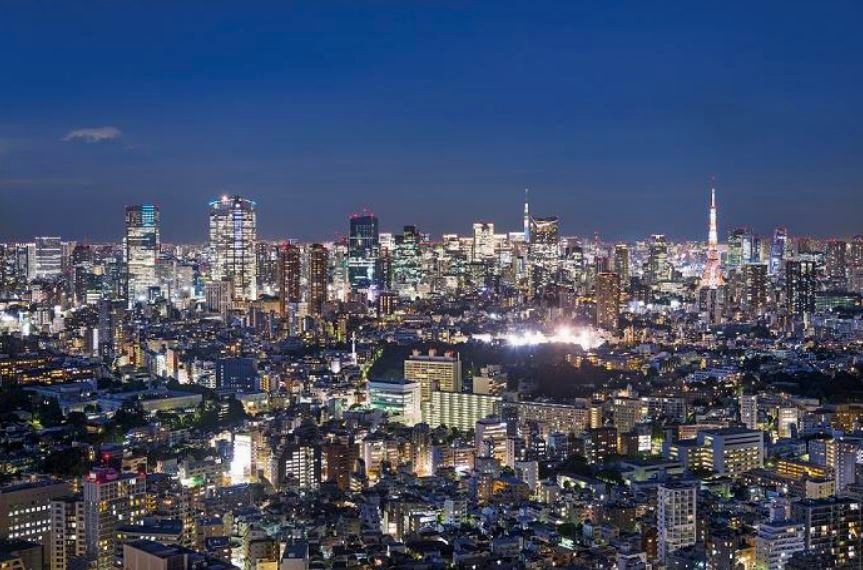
[{"left": 0, "top": 187, "right": 862, "bottom": 570}]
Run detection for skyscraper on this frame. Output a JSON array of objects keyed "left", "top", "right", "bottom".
[
  {"left": 348, "top": 213, "right": 379, "bottom": 290},
  {"left": 33, "top": 236, "right": 62, "bottom": 279},
  {"left": 785, "top": 259, "right": 816, "bottom": 316},
  {"left": 308, "top": 243, "right": 328, "bottom": 316},
  {"left": 472, "top": 222, "right": 496, "bottom": 261},
  {"left": 825, "top": 240, "right": 848, "bottom": 288},
  {"left": 701, "top": 188, "right": 723, "bottom": 289},
  {"left": 124, "top": 204, "right": 160, "bottom": 305},
  {"left": 279, "top": 243, "right": 301, "bottom": 316},
  {"left": 523, "top": 188, "right": 530, "bottom": 243},
  {"left": 596, "top": 272, "right": 621, "bottom": 331},
  {"left": 613, "top": 244, "right": 630, "bottom": 287},
  {"left": 769, "top": 227, "right": 788, "bottom": 277},
  {"left": 742, "top": 263, "right": 768, "bottom": 317},
  {"left": 208, "top": 195, "right": 257, "bottom": 303},
  {"left": 647, "top": 234, "right": 670, "bottom": 285}
]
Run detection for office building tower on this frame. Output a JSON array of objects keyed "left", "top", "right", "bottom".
[
  {"left": 523, "top": 189, "right": 530, "bottom": 243},
  {"left": 596, "top": 272, "right": 621, "bottom": 331},
  {"left": 613, "top": 244, "right": 630, "bottom": 286},
  {"left": 208, "top": 195, "right": 257, "bottom": 303},
  {"left": 658, "top": 482, "right": 697, "bottom": 562},
  {"left": 825, "top": 240, "right": 848, "bottom": 287},
  {"left": 254, "top": 241, "right": 279, "bottom": 291},
  {"left": 528, "top": 216, "right": 560, "bottom": 294},
  {"left": 702, "top": 189, "right": 724, "bottom": 288},
  {"left": 33, "top": 236, "right": 63, "bottom": 279},
  {"left": 785, "top": 260, "right": 816, "bottom": 316},
  {"left": 472, "top": 222, "right": 496, "bottom": 261},
  {"left": 647, "top": 234, "right": 670, "bottom": 285},
  {"left": 739, "top": 394, "right": 758, "bottom": 430},
  {"left": 404, "top": 349, "right": 462, "bottom": 403},
  {"left": 0, "top": 479, "right": 70, "bottom": 546},
  {"left": 124, "top": 204, "right": 160, "bottom": 305},
  {"left": 50, "top": 495, "right": 87, "bottom": 570},
  {"left": 743, "top": 263, "right": 768, "bottom": 317},
  {"left": 392, "top": 225, "right": 422, "bottom": 292},
  {"left": 849, "top": 235, "right": 863, "bottom": 268},
  {"left": 727, "top": 227, "right": 755, "bottom": 269},
  {"left": 83, "top": 468, "right": 146, "bottom": 570},
  {"left": 347, "top": 213, "right": 379, "bottom": 290},
  {"left": 308, "top": 243, "right": 328, "bottom": 316},
  {"left": 278, "top": 243, "right": 301, "bottom": 316},
  {"left": 770, "top": 227, "right": 788, "bottom": 277}
]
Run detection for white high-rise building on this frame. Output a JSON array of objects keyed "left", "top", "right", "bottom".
[
  {"left": 740, "top": 394, "right": 758, "bottom": 430},
  {"left": 124, "top": 204, "right": 160, "bottom": 305},
  {"left": 472, "top": 222, "right": 496, "bottom": 261},
  {"left": 33, "top": 236, "right": 63, "bottom": 279},
  {"left": 209, "top": 195, "right": 257, "bottom": 303},
  {"left": 658, "top": 482, "right": 697, "bottom": 562}
]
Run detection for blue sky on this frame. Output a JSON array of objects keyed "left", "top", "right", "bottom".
[{"left": 1, "top": 1, "right": 862, "bottom": 242}]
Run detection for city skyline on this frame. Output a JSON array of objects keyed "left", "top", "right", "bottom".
[
  {"left": 3, "top": 187, "right": 863, "bottom": 246},
  {"left": 3, "top": 2, "right": 863, "bottom": 241}
]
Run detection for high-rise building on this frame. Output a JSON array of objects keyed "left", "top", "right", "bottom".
[
  {"left": 528, "top": 216, "right": 560, "bottom": 294},
  {"left": 743, "top": 264, "right": 768, "bottom": 317},
  {"left": 739, "top": 394, "right": 758, "bottom": 430},
  {"left": 658, "top": 482, "right": 697, "bottom": 562},
  {"left": 278, "top": 243, "right": 301, "bottom": 316},
  {"left": 124, "top": 204, "right": 160, "bottom": 305},
  {"left": 472, "top": 222, "right": 496, "bottom": 261},
  {"left": 347, "top": 213, "right": 379, "bottom": 290},
  {"left": 404, "top": 349, "right": 462, "bottom": 403},
  {"left": 50, "top": 495, "right": 86, "bottom": 570},
  {"left": 785, "top": 259, "right": 816, "bottom": 316},
  {"left": 33, "top": 236, "right": 63, "bottom": 279},
  {"left": 596, "top": 272, "right": 621, "bottom": 331},
  {"left": 825, "top": 240, "right": 848, "bottom": 287},
  {"left": 769, "top": 227, "right": 788, "bottom": 277},
  {"left": 208, "top": 195, "right": 257, "bottom": 303},
  {"left": 308, "top": 243, "right": 328, "bottom": 316},
  {"left": 848, "top": 235, "right": 863, "bottom": 269},
  {"left": 392, "top": 225, "right": 422, "bottom": 292},
  {"left": 280, "top": 444, "right": 322, "bottom": 492},
  {"left": 83, "top": 468, "right": 147, "bottom": 570},
  {"left": 647, "top": 234, "right": 670, "bottom": 285},
  {"left": 613, "top": 244, "right": 630, "bottom": 286}
]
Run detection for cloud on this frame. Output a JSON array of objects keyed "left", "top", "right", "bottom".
[{"left": 62, "top": 126, "right": 122, "bottom": 143}]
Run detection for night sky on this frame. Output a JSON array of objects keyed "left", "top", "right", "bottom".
[{"left": 2, "top": 1, "right": 862, "bottom": 243}]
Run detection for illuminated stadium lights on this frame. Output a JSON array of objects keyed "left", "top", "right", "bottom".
[{"left": 502, "top": 326, "right": 604, "bottom": 349}]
